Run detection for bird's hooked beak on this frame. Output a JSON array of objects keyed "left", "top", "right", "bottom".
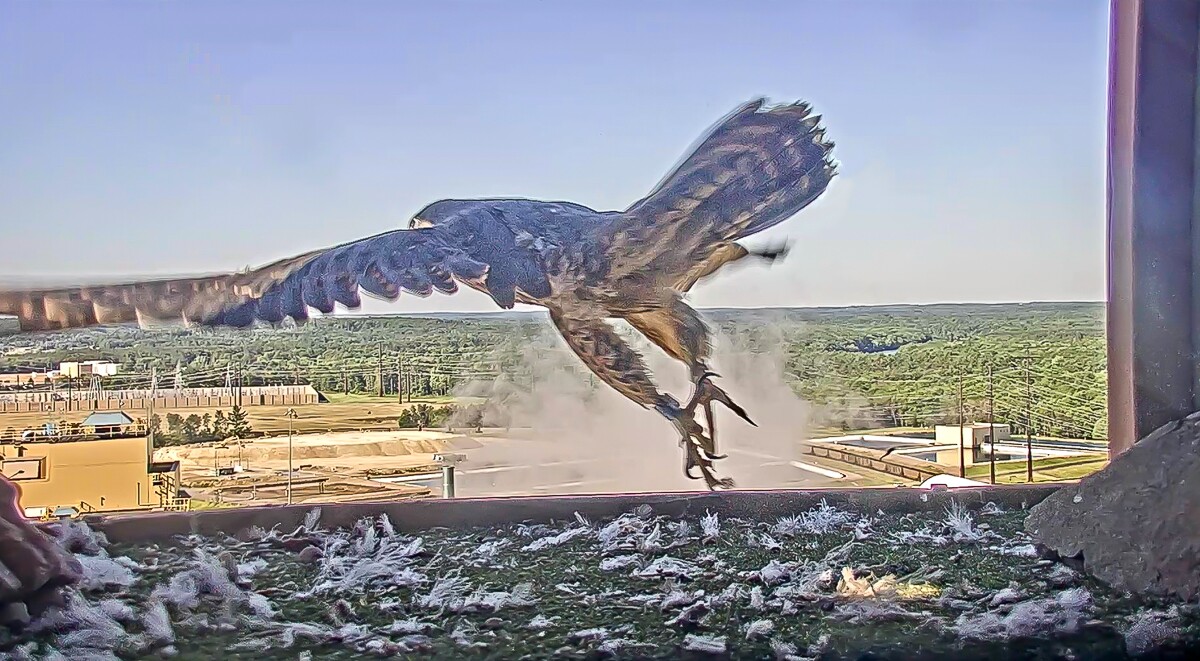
[{"left": 754, "top": 240, "right": 791, "bottom": 262}]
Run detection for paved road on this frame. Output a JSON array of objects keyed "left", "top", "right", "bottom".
[{"left": 374, "top": 435, "right": 838, "bottom": 497}]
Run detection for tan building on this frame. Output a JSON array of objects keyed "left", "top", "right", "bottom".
[{"left": 0, "top": 422, "right": 185, "bottom": 519}]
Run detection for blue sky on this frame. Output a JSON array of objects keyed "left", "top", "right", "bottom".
[{"left": 0, "top": 0, "right": 1110, "bottom": 312}]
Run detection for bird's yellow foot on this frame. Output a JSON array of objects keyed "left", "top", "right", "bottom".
[
  {"left": 683, "top": 371, "right": 756, "bottom": 463},
  {"left": 667, "top": 413, "right": 735, "bottom": 490},
  {"left": 657, "top": 370, "right": 754, "bottom": 491}
]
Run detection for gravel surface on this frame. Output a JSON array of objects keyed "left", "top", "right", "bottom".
[{"left": 4, "top": 499, "right": 1198, "bottom": 660}]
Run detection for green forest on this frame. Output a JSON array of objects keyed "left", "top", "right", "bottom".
[{"left": 0, "top": 302, "right": 1107, "bottom": 440}]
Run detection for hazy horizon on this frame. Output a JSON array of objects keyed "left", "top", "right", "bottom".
[{"left": 1, "top": 0, "right": 1110, "bottom": 313}]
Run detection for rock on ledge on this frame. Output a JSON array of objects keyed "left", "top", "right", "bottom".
[{"left": 1025, "top": 412, "right": 1200, "bottom": 601}]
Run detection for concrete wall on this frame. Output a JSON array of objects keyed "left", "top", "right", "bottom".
[
  {"left": 933, "top": 447, "right": 976, "bottom": 467},
  {"left": 0, "top": 372, "right": 53, "bottom": 387},
  {"left": 81, "top": 484, "right": 1065, "bottom": 544},
  {"left": 0, "top": 436, "right": 157, "bottom": 515},
  {"left": 802, "top": 443, "right": 944, "bottom": 482}
]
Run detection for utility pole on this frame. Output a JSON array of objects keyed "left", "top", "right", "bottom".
[
  {"left": 342, "top": 368, "right": 349, "bottom": 396},
  {"left": 396, "top": 357, "right": 403, "bottom": 404},
  {"left": 988, "top": 364, "right": 996, "bottom": 485},
  {"left": 1025, "top": 350, "right": 1034, "bottom": 483},
  {"left": 957, "top": 368, "right": 965, "bottom": 479},
  {"left": 147, "top": 366, "right": 157, "bottom": 465},
  {"left": 376, "top": 344, "right": 384, "bottom": 397}
]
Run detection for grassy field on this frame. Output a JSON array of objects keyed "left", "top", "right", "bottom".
[
  {"left": 964, "top": 455, "right": 1109, "bottom": 483},
  {"left": 0, "top": 395, "right": 472, "bottom": 438}
]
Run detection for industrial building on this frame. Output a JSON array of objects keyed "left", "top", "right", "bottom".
[
  {"left": 59, "top": 360, "right": 120, "bottom": 378},
  {"left": 0, "top": 412, "right": 186, "bottom": 518},
  {"left": 0, "top": 384, "right": 321, "bottom": 413},
  {"left": 82, "top": 411, "right": 137, "bottom": 438},
  {"left": 0, "top": 361, "right": 120, "bottom": 388},
  {"left": 0, "top": 371, "right": 54, "bottom": 388},
  {"left": 934, "top": 422, "right": 1012, "bottom": 450},
  {"left": 806, "top": 421, "right": 1098, "bottom": 479}
]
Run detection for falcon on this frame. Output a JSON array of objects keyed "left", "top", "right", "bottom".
[{"left": 0, "top": 98, "right": 837, "bottom": 490}]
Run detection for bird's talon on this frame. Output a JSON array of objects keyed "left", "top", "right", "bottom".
[
  {"left": 711, "top": 477, "right": 736, "bottom": 491},
  {"left": 669, "top": 371, "right": 751, "bottom": 491}
]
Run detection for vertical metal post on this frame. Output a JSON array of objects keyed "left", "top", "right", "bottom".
[
  {"left": 957, "top": 368, "right": 965, "bottom": 478},
  {"left": 287, "top": 418, "right": 293, "bottom": 504},
  {"left": 147, "top": 366, "right": 156, "bottom": 467},
  {"left": 988, "top": 364, "right": 996, "bottom": 485},
  {"left": 1025, "top": 352, "right": 1034, "bottom": 483},
  {"left": 1107, "top": 0, "right": 1200, "bottom": 457},
  {"left": 442, "top": 465, "right": 456, "bottom": 499},
  {"left": 435, "top": 453, "right": 465, "bottom": 499},
  {"left": 286, "top": 407, "right": 297, "bottom": 505}
]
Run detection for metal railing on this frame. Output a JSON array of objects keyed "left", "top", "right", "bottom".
[
  {"left": 0, "top": 424, "right": 150, "bottom": 444},
  {"left": 160, "top": 498, "right": 192, "bottom": 512}
]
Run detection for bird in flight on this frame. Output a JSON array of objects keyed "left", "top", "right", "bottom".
[{"left": 0, "top": 97, "right": 837, "bottom": 490}]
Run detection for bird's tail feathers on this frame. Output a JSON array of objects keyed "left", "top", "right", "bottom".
[{"left": 626, "top": 97, "right": 838, "bottom": 242}]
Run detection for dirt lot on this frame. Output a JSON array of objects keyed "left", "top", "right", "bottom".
[
  {"left": 1, "top": 395, "right": 904, "bottom": 504},
  {"left": 156, "top": 429, "right": 469, "bottom": 469},
  {"left": 155, "top": 427, "right": 489, "bottom": 507}
]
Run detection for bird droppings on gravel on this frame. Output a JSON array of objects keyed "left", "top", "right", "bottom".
[{"left": 5, "top": 500, "right": 1200, "bottom": 660}]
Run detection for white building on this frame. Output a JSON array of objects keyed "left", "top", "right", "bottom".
[
  {"left": 59, "top": 360, "right": 120, "bottom": 378},
  {"left": 935, "top": 423, "right": 1011, "bottom": 450}
]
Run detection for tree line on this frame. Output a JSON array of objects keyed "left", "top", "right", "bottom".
[
  {"left": 0, "top": 303, "right": 1109, "bottom": 440},
  {"left": 148, "top": 405, "right": 254, "bottom": 445}
]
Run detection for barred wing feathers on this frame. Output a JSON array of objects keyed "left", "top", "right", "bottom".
[{"left": 0, "top": 221, "right": 548, "bottom": 332}]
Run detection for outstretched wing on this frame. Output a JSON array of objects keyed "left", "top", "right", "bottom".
[
  {"left": 0, "top": 217, "right": 551, "bottom": 333},
  {"left": 609, "top": 97, "right": 837, "bottom": 285}
]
